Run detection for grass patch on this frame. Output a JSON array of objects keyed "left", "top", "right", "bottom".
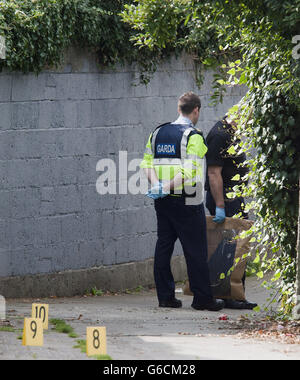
[
  {"left": 73, "top": 339, "right": 113, "bottom": 360},
  {"left": 95, "top": 354, "right": 113, "bottom": 360},
  {"left": 125, "top": 285, "right": 145, "bottom": 294},
  {"left": 73, "top": 339, "right": 86, "bottom": 353},
  {"left": 50, "top": 318, "right": 78, "bottom": 338},
  {"left": 0, "top": 326, "right": 15, "bottom": 332},
  {"left": 85, "top": 286, "right": 104, "bottom": 296},
  {"left": 0, "top": 325, "right": 24, "bottom": 339}
]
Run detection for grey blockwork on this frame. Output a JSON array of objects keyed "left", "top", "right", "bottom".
[{"left": 0, "top": 47, "right": 246, "bottom": 278}]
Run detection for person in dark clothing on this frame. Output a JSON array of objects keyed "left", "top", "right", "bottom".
[
  {"left": 141, "top": 92, "right": 225, "bottom": 312},
  {"left": 205, "top": 114, "right": 257, "bottom": 310},
  {"left": 205, "top": 115, "right": 248, "bottom": 221}
]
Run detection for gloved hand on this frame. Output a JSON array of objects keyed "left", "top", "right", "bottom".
[
  {"left": 146, "top": 181, "right": 169, "bottom": 199},
  {"left": 213, "top": 207, "right": 226, "bottom": 224}
]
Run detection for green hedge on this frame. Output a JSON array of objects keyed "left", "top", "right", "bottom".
[{"left": 0, "top": 0, "right": 172, "bottom": 81}]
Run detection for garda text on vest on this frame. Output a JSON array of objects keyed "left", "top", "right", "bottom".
[{"left": 156, "top": 143, "right": 176, "bottom": 155}]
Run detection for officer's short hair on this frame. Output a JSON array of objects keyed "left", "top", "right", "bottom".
[{"left": 178, "top": 92, "right": 201, "bottom": 115}]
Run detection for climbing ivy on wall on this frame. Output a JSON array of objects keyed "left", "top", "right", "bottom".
[
  {"left": 1, "top": 0, "right": 300, "bottom": 315},
  {"left": 0, "top": 0, "right": 174, "bottom": 82},
  {"left": 122, "top": 0, "right": 300, "bottom": 315}
]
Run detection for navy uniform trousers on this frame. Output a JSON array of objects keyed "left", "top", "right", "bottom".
[{"left": 154, "top": 196, "right": 213, "bottom": 305}]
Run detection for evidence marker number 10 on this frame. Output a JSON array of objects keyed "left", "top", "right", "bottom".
[{"left": 22, "top": 304, "right": 49, "bottom": 346}]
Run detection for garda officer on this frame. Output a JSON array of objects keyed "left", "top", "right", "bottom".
[{"left": 140, "top": 92, "right": 224, "bottom": 311}]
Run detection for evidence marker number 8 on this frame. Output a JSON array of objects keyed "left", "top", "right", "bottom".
[{"left": 86, "top": 327, "right": 106, "bottom": 356}]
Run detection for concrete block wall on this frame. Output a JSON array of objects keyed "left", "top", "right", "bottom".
[{"left": 0, "top": 47, "right": 246, "bottom": 278}]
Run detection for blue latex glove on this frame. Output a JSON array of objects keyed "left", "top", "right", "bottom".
[
  {"left": 213, "top": 207, "right": 226, "bottom": 224},
  {"left": 146, "top": 181, "right": 169, "bottom": 199}
]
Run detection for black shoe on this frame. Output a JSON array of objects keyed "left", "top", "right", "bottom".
[
  {"left": 242, "top": 300, "right": 258, "bottom": 310},
  {"left": 191, "top": 299, "right": 225, "bottom": 311},
  {"left": 224, "top": 299, "right": 257, "bottom": 310},
  {"left": 223, "top": 299, "right": 245, "bottom": 309},
  {"left": 159, "top": 298, "right": 182, "bottom": 308}
]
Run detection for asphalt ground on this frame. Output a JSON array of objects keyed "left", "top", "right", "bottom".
[{"left": 1, "top": 275, "right": 300, "bottom": 361}]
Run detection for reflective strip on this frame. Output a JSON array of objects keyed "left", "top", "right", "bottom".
[
  {"left": 182, "top": 157, "right": 204, "bottom": 170},
  {"left": 180, "top": 127, "right": 194, "bottom": 159},
  {"left": 184, "top": 175, "right": 203, "bottom": 184},
  {"left": 144, "top": 147, "right": 153, "bottom": 155},
  {"left": 152, "top": 125, "right": 200, "bottom": 165},
  {"left": 181, "top": 162, "right": 198, "bottom": 170},
  {"left": 153, "top": 158, "right": 182, "bottom": 165},
  {"left": 151, "top": 127, "right": 161, "bottom": 155},
  {"left": 186, "top": 154, "right": 203, "bottom": 162}
]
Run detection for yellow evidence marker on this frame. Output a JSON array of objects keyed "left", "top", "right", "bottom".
[
  {"left": 86, "top": 327, "right": 106, "bottom": 357},
  {"left": 31, "top": 303, "right": 49, "bottom": 330},
  {"left": 22, "top": 318, "right": 43, "bottom": 346}
]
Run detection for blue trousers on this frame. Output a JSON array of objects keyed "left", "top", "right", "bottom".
[{"left": 154, "top": 196, "right": 213, "bottom": 305}]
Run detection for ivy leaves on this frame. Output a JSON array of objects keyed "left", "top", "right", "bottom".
[
  {"left": 1, "top": 0, "right": 299, "bottom": 315},
  {"left": 0, "top": 0, "right": 166, "bottom": 81},
  {"left": 122, "top": 0, "right": 300, "bottom": 314}
]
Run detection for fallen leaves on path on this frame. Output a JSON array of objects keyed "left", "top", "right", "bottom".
[{"left": 231, "top": 317, "right": 300, "bottom": 345}]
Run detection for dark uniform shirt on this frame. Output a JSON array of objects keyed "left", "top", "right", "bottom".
[{"left": 205, "top": 118, "right": 248, "bottom": 194}]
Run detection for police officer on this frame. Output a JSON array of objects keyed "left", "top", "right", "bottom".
[
  {"left": 205, "top": 111, "right": 257, "bottom": 310},
  {"left": 140, "top": 92, "right": 224, "bottom": 311}
]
